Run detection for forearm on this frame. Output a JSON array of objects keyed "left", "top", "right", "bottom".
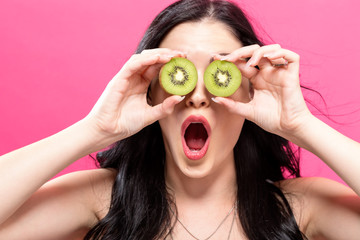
[
  {"left": 290, "top": 115, "right": 360, "bottom": 195},
  {"left": 0, "top": 118, "right": 113, "bottom": 224}
]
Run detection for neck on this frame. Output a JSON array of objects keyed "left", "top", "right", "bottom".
[
  {"left": 164, "top": 153, "right": 239, "bottom": 240},
  {"left": 165, "top": 153, "right": 237, "bottom": 204}
]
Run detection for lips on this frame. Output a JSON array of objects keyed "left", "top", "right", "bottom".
[{"left": 181, "top": 115, "right": 211, "bottom": 160}]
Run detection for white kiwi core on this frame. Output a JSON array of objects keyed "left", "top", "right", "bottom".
[
  {"left": 217, "top": 72, "right": 228, "bottom": 84},
  {"left": 174, "top": 70, "right": 185, "bottom": 83}
]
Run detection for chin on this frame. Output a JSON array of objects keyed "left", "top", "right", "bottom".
[{"left": 175, "top": 155, "right": 217, "bottom": 179}]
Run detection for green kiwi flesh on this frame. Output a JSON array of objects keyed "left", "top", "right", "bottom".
[
  {"left": 160, "top": 57, "right": 198, "bottom": 95},
  {"left": 204, "top": 60, "right": 242, "bottom": 97}
]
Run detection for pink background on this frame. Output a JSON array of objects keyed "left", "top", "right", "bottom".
[{"left": 1, "top": 0, "right": 360, "bottom": 182}]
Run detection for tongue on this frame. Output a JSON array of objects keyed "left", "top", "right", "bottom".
[{"left": 184, "top": 123, "right": 208, "bottom": 150}]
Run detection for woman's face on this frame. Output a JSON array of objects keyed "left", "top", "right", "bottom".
[{"left": 151, "top": 20, "right": 251, "bottom": 179}]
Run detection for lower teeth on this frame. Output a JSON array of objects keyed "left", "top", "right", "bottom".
[{"left": 190, "top": 149, "right": 200, "bottom": 152}]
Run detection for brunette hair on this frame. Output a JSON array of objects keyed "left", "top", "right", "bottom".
[{"left": 85, "top": 0, "right": 306, "bottom": 239}]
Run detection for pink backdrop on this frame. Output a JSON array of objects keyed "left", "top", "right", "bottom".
[{"left": 1, "top": 0, "right": 360, "bottom": 182}]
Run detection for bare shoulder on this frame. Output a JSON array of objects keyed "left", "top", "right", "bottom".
[
  {"left": 47, "top": 168, "right": 117, "bottom": 220},
  {"left": 276, "top": 177, "right": 360, "bottom": 239},
  {"left": 276, "top": 177, "right": 356, "bottom": 198}
]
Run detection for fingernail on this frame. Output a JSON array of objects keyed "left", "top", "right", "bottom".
[
  {"left": 177, "top": 96, "right": 185, "bottom": 102},
  {"left": 211, "top": 97, "right": 219, "bottom": 103},
  {"left": 263, "top": 53, "right": 271, "bottom": 58},
  {"left": 176, "top": 51, "right": 186, "bottom": 57},
  {"left": 220, "top": 56, "right": 229, "bottom": 61}
]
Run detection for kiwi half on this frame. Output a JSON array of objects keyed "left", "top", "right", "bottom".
[
  {"left": 204, "top": 60, "right": 242, "bottom": 97},
  {"left": 159, "top": 57, "right": 198, "bottom": 95}
]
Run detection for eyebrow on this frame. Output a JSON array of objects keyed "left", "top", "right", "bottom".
[{"left": 210, "top": 52, "right": 230, "bottom": 63}]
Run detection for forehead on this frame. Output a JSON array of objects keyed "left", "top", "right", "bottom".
[{"left": 159, "top": 20, "right": 243, "bottom": 54}]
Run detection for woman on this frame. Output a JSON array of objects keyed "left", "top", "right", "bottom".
[{"left": 0, "top": 0, "right": 359, "bottom": 239}]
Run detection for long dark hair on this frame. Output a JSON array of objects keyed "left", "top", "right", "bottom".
[{"left": 85, "top": 0, "right": 306, "bottom": 239}]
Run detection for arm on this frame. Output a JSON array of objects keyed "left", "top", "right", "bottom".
[
  {"left": 291, "top": 115, "right": 360, "bottom": 196},
  {"left": 213, "top": 44, "right": 360, "bottom": 196},
  {"left": 0, "top": 49, "right": 185, "bottom": 237},
  {"left": 213, "top": 44, "right": 360, "bottom": 238},
  {"left": 0, "top": 169, "right": 114, "bottom": 240},
  {"left": 0, "top": 119, "right": 108, "bottom": 225}
]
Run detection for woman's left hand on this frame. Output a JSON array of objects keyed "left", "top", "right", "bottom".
[
  {"left": 213, "top": 44, "right": 312, "bottom": 140},
  {"left": 215, "top": 45, "right": 360, "bottom": 201}
]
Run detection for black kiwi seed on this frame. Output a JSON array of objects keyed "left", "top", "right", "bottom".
[
  {"left": 213, "top": 68, "right": 232, "bottom": 87},
  {"left": 169, "top": 66, "right": 189, "bottom": 85}
]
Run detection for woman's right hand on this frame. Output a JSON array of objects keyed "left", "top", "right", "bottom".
[{"left": 85, "top": 49, "right": 186, "bottom": 145}]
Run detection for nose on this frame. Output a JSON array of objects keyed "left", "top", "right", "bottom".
[{"left": 185, "top": 75, "right": 210, "bottom": 108}]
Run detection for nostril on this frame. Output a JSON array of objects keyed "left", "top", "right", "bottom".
[
  {"left": 186, "top": 93, "right": 209, "bottom": 108},
  {"left": 186, "top": 99, "right": 209, "bottom": 108}
]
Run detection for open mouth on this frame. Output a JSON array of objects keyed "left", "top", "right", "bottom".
[
  {"left": 181, "top": 115, "right": 211, "bottom": 160},
  {"left": 184, "top": 123, "right": 208, "bottom": 151}
]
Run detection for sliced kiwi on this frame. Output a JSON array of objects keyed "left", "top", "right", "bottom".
[
  {"left": 204, "top": 60, "right": 242, "bottom": 97},
  {"left": 159, "top": 57, "right": 197, "bottom": 95}
]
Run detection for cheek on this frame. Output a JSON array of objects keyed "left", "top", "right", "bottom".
[
  {"left": 220, "top": 117, "right": 244, "bottom": 140},
  {"left": 212, "top": 110, "right": 245, "bottom": 154}
]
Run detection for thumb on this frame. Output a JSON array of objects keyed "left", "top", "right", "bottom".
[
  {"left": 212, "top": 97, "right": 254, "bottom": 121},
  {"left": 145, "top": 95, "right": 185, "bottom": 124}
]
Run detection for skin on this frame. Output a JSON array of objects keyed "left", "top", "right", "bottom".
[{"left": 0, "top": 19, "right": 360, "bottom": 240}]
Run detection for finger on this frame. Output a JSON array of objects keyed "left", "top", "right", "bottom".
[
  {"left": 142, "top": 62, "right": 164, "bottom": 82},
  {"left": 120, "top": 53, "right": 174, "bottom": 80},
  {"left": 212, "top": 44, "right": 261, "bottom": 63},
  {"left": 126, "top": 48, "right": 188, "bottom": 81},
  {"left": 263, "top": 48, "right": 300, "bottom": 71},
  {"left": 264, "top": 57, "right": 288, "bottom": 67},
  {"left": 212, "top": 44, "right": 261, "bottom": 80},
  {"left": 219, "top": 44, "right": 261, "bottom": 61},
  {"left": 212, "top": 97, "right": 254, "bottom": 121},
  {"left": 142, "top": 51, "right": 191, "bottom": 82},
  {"left": 246, "top": 44, "right": 282, "bottom": 68},
  {"left": 146, "top": 95, "right": 185, "bottom": 124},
  {"left": 141, "top": 48, "right": 186, "bottom": 58},
  {"left": 236, "top": 63, "right": 258, "bottom": 81}
]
